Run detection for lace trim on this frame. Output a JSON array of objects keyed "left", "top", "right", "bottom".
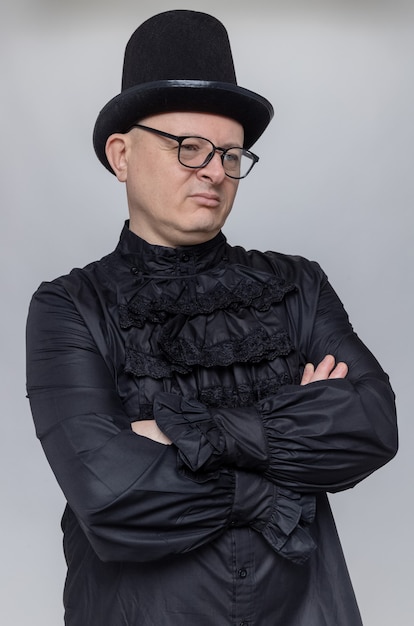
[
  {"left": 132, "top": 375, "right": 293, "bottom": 419},
  {"left": 119, "top": 276, "right": 296, "bottom": 329},
  {"left": 124, "top": 347, "right": 189, "bottom": 379},
  {"left": 199, "top": 374, "right": 292, "bottom": 408},
  {"left": 160, "top": 327, "right": 294, "bottom": 369}
]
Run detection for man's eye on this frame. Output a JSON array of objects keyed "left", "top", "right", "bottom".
[
  {"left": 224, "top": 152, "right": 239, "bottom": 163},
  {"left": 181, "top": 142, "right": 202, "bottom": 152}
]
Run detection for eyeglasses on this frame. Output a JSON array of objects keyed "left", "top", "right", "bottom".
[{"left": 128, "top": 123, "right": 259, "bottom": 179}]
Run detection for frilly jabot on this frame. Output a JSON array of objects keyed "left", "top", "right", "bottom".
[
  {"left": 119, "top": 259, "right": 296, "bottom": 379},
  {"left": 119, "top": 262, "right": 295, "bottom": 329},
  {"left": 112, "top": 226, "right": 298, "bottom": 394}
]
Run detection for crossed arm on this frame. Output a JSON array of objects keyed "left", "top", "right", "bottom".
[
  {"left": 27, "top": 278, "right": 397, "bottom": 563},
  {"left": 131, "top": 355, "right": 349, "bottom": 443}
]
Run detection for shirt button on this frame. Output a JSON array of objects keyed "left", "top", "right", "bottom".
[
  {"left": 238, "top": 568, "right": 247, "bottom": 578},
  {"left": 180, "top": 253, "right": 190, "bottom": 262},
  {"left": 130, "top": 266, "right": 139, "bottom": 275}
]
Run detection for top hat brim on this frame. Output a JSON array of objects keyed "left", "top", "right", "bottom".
[{"left": 93, "top": 80, "right": 274, "bottom": 173}]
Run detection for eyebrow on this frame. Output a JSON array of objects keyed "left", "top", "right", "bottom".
[{"left": 180, "top": 132, "right": 243, "bottom": 148}]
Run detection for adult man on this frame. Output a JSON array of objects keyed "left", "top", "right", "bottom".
[{"left": 26, "top": 10, "right": 397, "bottom": 626}]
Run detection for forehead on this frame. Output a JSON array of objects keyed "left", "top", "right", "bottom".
[{"left": 139, "top": 111, "right": 244, "bottom": 141}]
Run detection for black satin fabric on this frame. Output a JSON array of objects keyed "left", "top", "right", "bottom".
[{"left": 26, "top": 223, "right": 397, "bottom": 625}]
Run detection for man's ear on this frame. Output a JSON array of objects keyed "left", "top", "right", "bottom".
[{"left": 105, "top": 134, "right": 129, "bottom": 181}]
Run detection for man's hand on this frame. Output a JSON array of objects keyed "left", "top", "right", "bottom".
[
  {"left": 300, "top": 354, "right": 348, "bottom": 385},
  {"left": 131, "top": 419, "right": 172, "bottom": 445}
]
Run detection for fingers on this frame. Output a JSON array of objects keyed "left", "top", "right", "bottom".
[
  {"left": 311, "top": 355, "right": 336, "bottom": 382},
  {"left": 300, "top": 362, "right": 315, "bottom": 385},
  {"left": 131, "top": 419, "right": 172, "bottom": 445},
  {"left": 300, "top": 355, "right": 348, "bottom": 385},
  {"left": 329, "top": 361, "right": 348, "bottom": 379}
]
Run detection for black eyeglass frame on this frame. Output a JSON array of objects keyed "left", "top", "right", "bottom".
[{"left": 127, "top": 123, "right": 259, "bottom": 179}]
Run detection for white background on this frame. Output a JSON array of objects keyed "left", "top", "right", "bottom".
[{"left": 1, "top": 1, "right": 413, "bottom": 624}]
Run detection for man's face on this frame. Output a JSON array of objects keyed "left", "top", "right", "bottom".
[{"left": 118, "top": 111, "right": 243, "bottom": 247}]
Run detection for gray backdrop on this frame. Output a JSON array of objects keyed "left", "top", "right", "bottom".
[{"left": 2, "top": 1, "right": 413, "bottom": 624}]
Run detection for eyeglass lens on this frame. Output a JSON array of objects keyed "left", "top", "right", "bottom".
[{"left": 178, "top": 137, "right": 254, "bottom": 179}]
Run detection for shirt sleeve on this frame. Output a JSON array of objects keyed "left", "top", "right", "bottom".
[
  {"left": 26, "top": 281, "right": 309, "bottom": 563},
  {"left": 258, "top": 276, "right": 398, "bottom": 492}
]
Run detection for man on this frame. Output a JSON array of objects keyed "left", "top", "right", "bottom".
[{"left": 26, "top": 10, "right": 397, "bottom": 626}]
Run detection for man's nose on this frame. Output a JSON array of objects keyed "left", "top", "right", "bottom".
[{"left": 198, "top": 150, "right": 226, "bottom": 182}]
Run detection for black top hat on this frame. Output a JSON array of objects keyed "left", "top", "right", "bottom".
[{"left": 93, "top": 10, "right": 274, "bottom": 173}]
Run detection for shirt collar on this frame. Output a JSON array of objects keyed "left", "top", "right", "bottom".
[{"left": 116, "top": 221, "right": 229, "bottom": 275}]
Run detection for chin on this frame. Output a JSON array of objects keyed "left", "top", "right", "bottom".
[
  {"left": 175, "top": 225, "right": 221, "bottom": 246},
  {"left": 191, "top": 222, "right": 223, "bottom": 238},
  {"left": 190, "top": 211, "right": 228, "bottom": 232}
]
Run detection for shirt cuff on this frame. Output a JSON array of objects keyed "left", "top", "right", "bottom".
[{"left": 231, "top": 470, "right": 317, "bottom": 565}]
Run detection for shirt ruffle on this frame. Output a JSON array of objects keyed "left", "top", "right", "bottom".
[
  {"left": 260, "top": 487, "right": 317, "bottom": 564},
  {"left": 121, "top": 263, "right": 296, "bottom": 380},
  {"left": 119, "top": 264, "right": 296, "bottom": 329}
]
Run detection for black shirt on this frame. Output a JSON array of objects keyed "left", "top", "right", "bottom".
[{"left": 26, "top": 224, "right": 397, "bottom": 625}]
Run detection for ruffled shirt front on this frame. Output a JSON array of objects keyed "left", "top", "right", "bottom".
[{"left": 116, "top": 227, "right": 298, "bottom": 417}]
